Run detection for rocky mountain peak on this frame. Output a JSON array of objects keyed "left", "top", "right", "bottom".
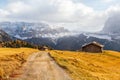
[{"left": 102, "top": 13, "right": 120, "bottom": 34}]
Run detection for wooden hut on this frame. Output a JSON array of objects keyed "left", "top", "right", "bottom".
[
  {"left": 40, "top": 46, "right": 49, "bottom": 51},
  {"left": 81, "top": 41, "right": 104, "bottom": 53}
]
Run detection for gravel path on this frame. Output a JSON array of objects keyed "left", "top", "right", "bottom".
[{"left": 10, "top": 52, "right": 71, "bottom": 80}]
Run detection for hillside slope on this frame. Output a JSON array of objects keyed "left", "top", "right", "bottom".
[
  {"left": 50, "top": 50, "right": 120, "bottom": 80},
  {"left": 0, "top": 29, "right": 12, "bottom": 42}
]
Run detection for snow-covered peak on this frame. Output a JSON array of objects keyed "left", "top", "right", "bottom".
[{"left": 0, "top": 22, "right": 74, "bottom": 40}]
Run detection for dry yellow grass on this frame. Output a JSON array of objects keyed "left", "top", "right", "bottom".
[
  {"left": 50, "top": 50, "right": 120, "bottom": 80},
  {"left": 0, "top": 48, "right": 39, "bottom": 79}
]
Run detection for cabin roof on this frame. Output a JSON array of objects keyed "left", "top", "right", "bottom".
[
  {"left": 43, "top": 46, "right": 48, "bottom": 49},
  {"left": 82, "top": 41, "right": 104, "bottom": 48}
]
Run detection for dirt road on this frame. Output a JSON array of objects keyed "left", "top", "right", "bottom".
[{"left": 10, "top": 52, "right": 71, "bottom": 80}]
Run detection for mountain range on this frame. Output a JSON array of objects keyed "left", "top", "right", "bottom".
[
  {"left": 0, "top": 20, "right": 120, "bottom": 51},
  {"left": 0, "top": 22, "right": 71, "bottom": 39}
]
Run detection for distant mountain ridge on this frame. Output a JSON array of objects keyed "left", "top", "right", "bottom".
[
  {"left": 25, "top": 34, "right": 120, "bottom": 51},
  {"left": 0, "top": 21, "right": 120, "bottom": 51},
  {"left": 0, "top": 22, "right": 71, "bottom": 39}
]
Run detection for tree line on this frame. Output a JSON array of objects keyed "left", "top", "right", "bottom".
[{"left": 0, "top": 40, "right": 53, "bottom": 50}]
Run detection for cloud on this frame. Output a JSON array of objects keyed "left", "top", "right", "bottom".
[
  {"left": 7, "top": 1, "right": 31, "bottom": 14},
  {"left": 1, "top": 0, "right": 96, "bottom": 22},
  {"left": 0, "top": 9, "right": 9, "bottom": 17},
  {"left": 106, "top": 5, "right": 120, "bottom": 15},
  {"left": 0, "top": 0, "right": 120, "bottom": 32},
  {"left": 101, "top": 0, "right": 113, "bottom": 3}
]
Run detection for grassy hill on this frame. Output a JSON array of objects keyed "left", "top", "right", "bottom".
[
  {"left": 0, "top": 48, "right": 39, "bottom": 79},
  {"left": 50, "top": 50, "right": 120, "bottom": 80}
]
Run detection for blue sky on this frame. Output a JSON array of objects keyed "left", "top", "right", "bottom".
[
  {"left": 0, "top": 0, "right": 120, "bottom": 32},
  {"left": 74, "top": 0, "right": 107, "bottom": 10},
  {"left": 0, "top": 0, "right": 8, "bottom": 8},
  {"left": 74, "top": 0, "right": 120, "bottom": 11}
]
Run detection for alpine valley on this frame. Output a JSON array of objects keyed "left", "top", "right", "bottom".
[{"left": 0, "top": 20, "right": 120, "bottom": 51}]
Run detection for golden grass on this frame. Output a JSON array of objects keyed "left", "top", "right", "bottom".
[
  {"left": 0, "top": 48, "right": 39, "bottom": 79},
  {"left": 50, "top": 50, "right": 120, "bottom": 80}
]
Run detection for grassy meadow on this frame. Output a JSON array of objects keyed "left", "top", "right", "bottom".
[
  {"left": 50, "top": 50, "right": 120, "bottom": 80},
  {"left": 0, "top": 48, "right": 39, "bottom": 79}
]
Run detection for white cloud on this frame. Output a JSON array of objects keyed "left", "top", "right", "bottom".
[
  {"left": 0, "top": 0, "right": 120, "bottom": 32},
  {"left": 0, "top": 9, "right": 10, "bottom": 17},
  {"left": 105, "top": 5, "right": 120, "bottom": 15},
  {"left": 2, "top": 0, "right": 96, "bottom": 22},
  {"left": 101, "top": 0, "right": 113, "bottom": 3},
  {"left": 6, "top": 1, "right": 31, "bottom": 14}
]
